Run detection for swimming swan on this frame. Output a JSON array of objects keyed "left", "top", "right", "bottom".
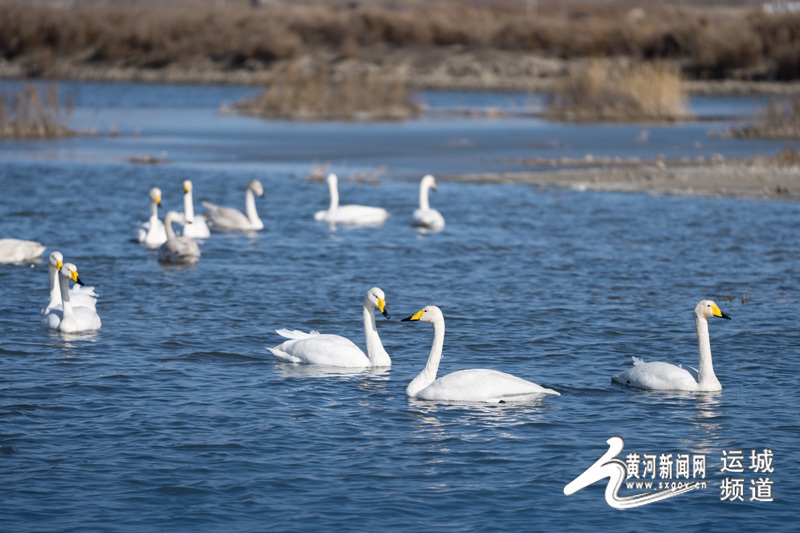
[
  {"left": 611, "top": 300, "right": 731, "bottom": 392},
  {"left": 42, "top": 263, "right": 102, "bottom": 332},
  {"left": 42, "top": 251, "right": 98, "bottom": 315},
  {"left": 314, "top": 174, "right": 389, "bottom": 226},
  {"left": 203, "top": 179, "right": 264, "bottom": 231},
  {"left": 267, "top": 287, "right": 391, "bottom": 367},
  {"left": 159, "top": 211, "right": 201, "bottom": 264},
  {"left": 0, "top": 238, "right": 46, "bottom": 263},
  {"left": 411, "top": 175, "right": 445, "bottom": 231},
  {"left": 136, "top": 187, "right": 167, "bottom": 247},
  {"left": 402, "top": 306, "right": 560, "bottom": 402},
  {"left": 180, "top": 180, "right": 210, "bottom": 238}
]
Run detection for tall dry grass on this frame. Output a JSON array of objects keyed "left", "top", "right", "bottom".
[
  {"left": 546, "top": 61, "right": 690, "bottom": 122},
  {"left": 2, "top": 2, "right": 800, "bottom": 81},
  {"left": 0, "top": 84, "right": 75, "bottom": 140},
  {"left": 234, "top": 68, "right": 421, "bottom": 120},
  {"left": 731, "top": 97, "right": 800, "bottom": 139}
]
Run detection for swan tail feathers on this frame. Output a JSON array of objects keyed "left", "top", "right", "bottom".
[
  {"left": 631, "top": 356, "right": 646, "bottom": 366},
  {"left": 201, "top": 201, "right": 220, "bottom": 211},
  {"left": 275, "top": 328, "right": 318, "bottom": 340}
]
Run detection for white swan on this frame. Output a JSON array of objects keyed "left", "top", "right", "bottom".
[
  {"left": 158, "top": 211, "right": 201, "bottom": 264},
  {"left": 0, "top": 238, "right": 45, "bottom": 263},
  {"left": 402, "top": 306, "right": 560, "bottom": 402},
  {"left": 314, "top": 173, "right": 389, "bottom": 226},
  {"left": 267, "top": 287, "right": 391, "bottom": 367},
  {"left": 42, "top": 263, "right": 102, "bottom": 332},
  {"left": 136, "top": 187, "right": 167, "bottom": 247},
  {"left": 612, "top": 300, "right": 731, "bottom": 392},
  {"left": 203, "top": 179, "right": 264, "bottom": 231},
  {"left": 42, "top": 251, "right": 98, "bottom": 315},
  {"left": 180, "top": 180, "right": 210, "bottom": 238},
  {"left": 411, "top": 175, "right": 445, "bottom": 231}
]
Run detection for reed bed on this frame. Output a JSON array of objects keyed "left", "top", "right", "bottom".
[
  {"left": 234, "top": 69, "right": 422, "bottom": 120},
  {"left": 730, "top": 97, "right": 800, "bottom": 139},
  {"left": 545, "top": 61, "right": 690, "bottom": 122},
  {"left": 0, "top": 84, "right": 74, "bottom": 140}
]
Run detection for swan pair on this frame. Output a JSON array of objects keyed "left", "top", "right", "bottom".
[
  {"left": 42, "top": 251, "right": 98, "bottom": 315},
  {"left": 314, "top": 173, "right": 445, "bottom": 231},
  {"left": 0, "top": 238, "right": 46, "bottom": 264},
  {"left": 137, "top": 182, "right": 212, "bottom": 247},
  {"left": 42, "top": 261, "right": 101, "bottom": 332}
]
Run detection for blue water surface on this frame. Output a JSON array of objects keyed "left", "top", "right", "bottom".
[{"left": 0, "top": 82, "right": 798, "bottom": 532}]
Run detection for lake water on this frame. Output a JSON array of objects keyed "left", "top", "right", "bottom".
[{"left": 1, "top": 82, "right": 798, "bottom": 531}]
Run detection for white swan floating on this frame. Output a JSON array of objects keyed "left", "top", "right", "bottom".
[
  {"left": 314, "top": 173, "right": 389, "bottom": 226},
  {"left": 159, "top": 211, "right": 201, "bottom": 264},
  {"left": 611, "top": 299, "right": 731, "bottom": 392},
  {"left": 0, "top": 238, "right": 46, "bottom": 263},
  {"left": 42, "top": 263, "right": 102, "bottom": 332},
  {"left": 42, "top": 251, "right": 98, "bottom": 315},
  {"left": 136, "top": 187, "right": 167, "bottom": 248},
  {"left": 402, "top": 306, "right": 560, "bottom": 403},
  {"left": 180, "top": 180, "right": 210, "bottom": 238},
  {"left": 267, "top": 287, "right": 391, "bottom": 367},
  {"left": 411, "top": 174, "right": 445, "bottom": 231},
  {"left": 203, "top": 179, "right": 264, "bottom": 231}
]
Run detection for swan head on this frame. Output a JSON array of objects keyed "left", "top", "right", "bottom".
[
  {"left": 249, "top": 179, "right": 264, "bottom": 198},
  {"left": 401, "top": 305, "right": 442, "bottom": 324},
  {"left": 150, "top": 187, "right": 162, "bottom": 206},
  {"left": 183, "top": 180, "right": 193, "bottom": 193},
  {"left": 366, "top": 287, "right": 390, "bottom": 319},
  {"left": 696, "top": 299, "right": 731, "bottom": 320},
  {"left": 327, "top": 173, "right": 338, "bottom": 186},
  {"left": 164, "top": 210, "right": 187, "bottom": 226},
  {"left": 422, "top": 174, "right": 437, "bottom": 192},
  {"left": 59, "top": 262, "right": 84, "bottom": 286},
  {"left": 49, "top": 251, "right": 64, "bottom": 271}
]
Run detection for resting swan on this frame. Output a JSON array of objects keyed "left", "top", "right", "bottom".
[
  {"left": 42, "top": 263, "right": 102, "bottom": 332},
  {"left": 42, "top": 251, "right": 98, "bottom": 315},
  {"left": 411, "top": 175, "right": 445, "bottom": 231},
  {"left": 180, "top": 180, "right": 210, "bottom": 238},
  {"left": 136, "top": 187, "right": 167, "bottom": 247},
  {"left": 0, "top": 238, "right": 46, "bottom": 263},
  {"left": 203, "top": 179, "right": 264, "bottom": 231},
  {"left": 158, "top": 211, "right": 201, "bottom": 264},
  {"left": 314, "top": 174, "right": 389, "bottom": 226},
  {"left": 402, "top": 306, "right": 560, "bottom": 402},
  {"left": 267, "top": 287, "right": 391, "bottom": 367},
  {"left": 612, "top": 299, "right": 731, "bottom": 392}
]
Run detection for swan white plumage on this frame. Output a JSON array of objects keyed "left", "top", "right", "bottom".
[
  {"left": 180, "top": 180, "right": 210, "bottom": 238},
  {"left": 158, "top": 211, "right": 201, "bottom": 264},
  {"left": 314, "top": 174, "right": 389, "bottom": 226},
  {"left": 402, "top": 306, "right": 560, "bottom": 402},
  {"left": 42, "top": 251, "right": 98, "bottom": 315},
  {"left": 267, "top": 287, "right": 391, "bottom": 367},
  {"left": 42, "top": 263, "right": 101, "bottom": 332},
  {"left": 0, "top": 238, "right": 46, "bottom": 263},
  {"left": 612, "top": 299, "right": 731, "bottom": 392},
  {"left": 136, "top": 187, "right": 167, "bottom": 247},
  {"left": 411, "top": 175, "right": 445, "bottom": 231},
  {"left": 202, "top": 179, "right": 264, "bottom": 231}
]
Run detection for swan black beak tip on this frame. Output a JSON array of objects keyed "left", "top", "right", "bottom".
[
  {"left": 720, "top": 312, "right": 732, "bottom": 320},
  {"left": 75, "top": 276, "right": 85, "bottom": 286},
  {"left": 381, "top": 309, "right": 390, "bottom": 319},
  {"left": 401, "top": 316, "right": 413, "bottom": 322}
]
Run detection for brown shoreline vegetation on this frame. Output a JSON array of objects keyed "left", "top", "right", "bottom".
[
  {"left": 3, "top": 1, "right": 800, "bottom": 93},
  {"left": 0, "top": 84, "right": 75, "bottom": 140},
  {"left": 729, "top": 96, "right": 800, "bottom": 139}
]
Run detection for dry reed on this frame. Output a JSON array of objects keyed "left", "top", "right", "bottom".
[
  {"left": 545, "top": 61, "right": 690, "bottom": 122},
  {"left": 0, "top": 84, "right": 75, "bottom": 140},
  {"left": 730, "top": 97, "right": 800, "bottom": 139}
]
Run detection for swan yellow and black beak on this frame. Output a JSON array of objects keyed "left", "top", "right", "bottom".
[
  {"left": 712, "top": 304, "right": 731, "bottom": 320},
  {"left": 377, "top": 298, "right": 390, "bottom": 319},
  {"left": 69, "top": 269, "right": 85, "bottom": 287},
  {"left": 56, "top": 260, "right": 63, "bottom": 271},
  {"left": 401, "top": 309, "right": 424, "bottom": 322},
  {"left": 184, "top": 183, "right": 191, "bottom": 193}
]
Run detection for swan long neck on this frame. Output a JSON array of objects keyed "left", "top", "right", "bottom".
[
  {"left": 149, "top": 198, "right": 159, "bottom": 220},
  {"left": 363, "top": 302, "right": 390, "bottom": 367},
  {"left": 328, "top": 178, "right": 339, "bottom": 211},
  {"left": 245, "top": 188, "right": 262, "bottom": 227},
  {"left": 406, "top": 317, "right": 445, "bottom": 397},
  {"left": 695, "top": 315, "right": 718, "bottom": 388},
  {"left": 59, "top": 272, "right": 75, "bottom": 324},
  {"left": 419, "top": 181, "right": 430, "bottom": 211},
  {"left": 183, "top": 191, "right": 195, "bottom": 222},
  {"left": 164, "top": 216, "right": 176, "bottom": 240},
  {"left": 48, "top": 262, "right": 61, "bottom": 308}
]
